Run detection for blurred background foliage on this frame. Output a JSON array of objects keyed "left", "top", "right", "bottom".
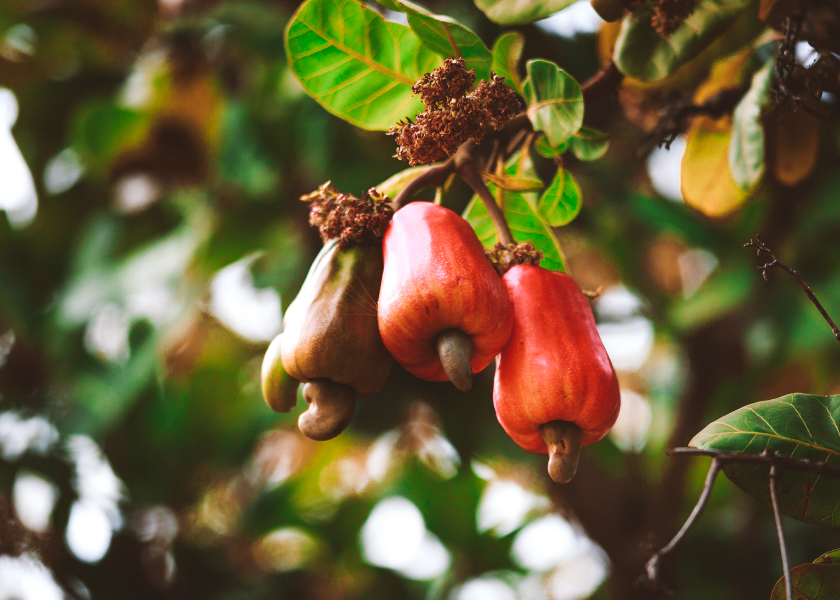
[{"left": 0, "top": 0, "right": 839, "bottom": 599}]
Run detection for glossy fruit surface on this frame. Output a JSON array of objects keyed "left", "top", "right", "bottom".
[
  {"left": 378, "top": 202, "right": 513, "bottom": 382},
  {"left": 281, "top": 239, "right": 391, "bottom": 396},
  {"left": 494, "top": 265, "right": 620, "bottom": 452}
]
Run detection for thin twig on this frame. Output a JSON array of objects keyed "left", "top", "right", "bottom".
[
  {"left": 641, "top": 447, "right": 840, "bottom": 594},
  {"left": 642, "top": 84, "right": 750, "bottom": 153},
  {"left": 455, "top": 144, "right": 515, "bottom": 246},
  {"left": 669, "top": 447, "right": 840, "bottom": 479},
  {"left": 637, "top": 458, "right": 722, "bottom": 593},
  {"left": 770, "top": 464, "right": 792, "bottom": 600},
  {"left": 745, "top": 235, "right": 840, "bottom": 342},
  {"left": 581, "top": 61, "right": 624, "bottom": 104},
  {"left": 391, "top": 156, "right": 456, "bottom": 210}
]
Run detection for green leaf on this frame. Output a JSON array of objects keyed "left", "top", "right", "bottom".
[
  {"left": 285, "top": 0, "right": 439, "bottom": 130},
  {"left": 376, "top": 0, "right": 492, "bottom": 80},
  {"left": 522, "top": 59, "right": 584, "bottom": 147},
  {"left": 538, "top": 168, "right": 581, "bottom": 226},
  {"left": 690, "top": 394, "right": 840, "bottom": 527},
  {"left": 668, "top": 262, "right": 753, "bottom": 331},
  {"left": 463, "top": 150, "right": 567, "bottom": 272},
  {"left": 474, "top": 0, "right": 577, "bottom": 25},
  {"left": 613, "top": 0, "right": 756, "bottom": 82},
  {"left": 534, "top": 134, "right": 567, "bottom": 158},
  {"left": 72, "top": 102, "right": 149, "bottom": 169},
  {"left": 491, "top": 32, "right": 525, "bottom": 94},
  {"left": 769, "top": 561, "right": 840, "bottom": 599},
  {"left": 569, "top": 126, "right": 610, "bottom": 161},
  {"left": 729, "top": 59, "right": 774, "bottom": 190},
  {"left": 815, "top": 550, "right": 840, "bottom": 565},
  {"left": 69, "top": 334, "right": 160, "bottom": 435}
]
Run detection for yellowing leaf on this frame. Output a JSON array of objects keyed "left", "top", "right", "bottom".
[
  {"left": 480, "top": 170, "right": 544, "bottom": 192},
  {"left": 681, "top": 122, "right": 749, "bottom": 217}
]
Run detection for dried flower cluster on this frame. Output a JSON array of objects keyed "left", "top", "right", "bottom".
[
  {"left": 389, "top": 58, "right": 521, "bottom": 166},
  {"left": 303, "top": 182, "right": 393, "bottom": 247},
  {"left": 486, "top": 241, "right": 543, "bottom": 277}
]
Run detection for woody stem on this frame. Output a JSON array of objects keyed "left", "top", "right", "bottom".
[{"left": 455, "top": 142, "right": 516, "bottom": 247}]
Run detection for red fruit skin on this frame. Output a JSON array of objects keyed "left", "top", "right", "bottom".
[
  {"left": 378, "top": 202, "right": 513, "bottom": 381},
  {"left": 493, "top": 265, "right": 620, "bottom": 452}
]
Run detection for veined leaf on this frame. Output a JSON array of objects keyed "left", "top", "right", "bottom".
[
  {"left": 534, "top": 134, "right": 567, "bottom": 158},
  {"left": 729, "top": 59, "right": 773, "bottom": 190},
  {"left": 613, "top": 0, "right": 757, "bottom": 82},
  {"left": 285, "top": 0, "right": 439, "bottom": 130},
  {"left": 569, "top": 127, "right": 609, "bottom": 161},
  {"left": 475, "top": 0, "right": 577, "bottom": 25},
  {"left": 491, "top": 32, "right": 525, "bottom": 94},
  {"left": 523, "top": 59, "right": 584, "bottom": 147},
  {"left": 690, "top": 394, "right": 840, "bottom": 527},
  {"left": 480, "top": 170, "right": 544, "bottom": 191},
  {"left": 377, "top": 0, "right": 492, "bottom": 80},
  {"left": 463, "top": 150, "right": 567, "bottom": 272},
  {"left": 538, "top": 168, "right": 581, "bottom": 226},
  {"left": 770, "top": 562, "right": 840, "bottom": 599}
]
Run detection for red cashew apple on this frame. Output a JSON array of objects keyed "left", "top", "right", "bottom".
[
  {"left": 493, "top": 265, "right": 621, "bottom": 483},
  {"left": 378, "top": 202, "right": 513, "bottom": 391}
]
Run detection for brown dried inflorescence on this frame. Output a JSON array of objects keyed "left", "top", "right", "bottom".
[
  {"left": 303, "top": 182, "right": 394, "bottom": 247},
  {"left": 389, "top": 58, "right": 521, "bottom": 166},
  {"left": 486, "top": 241, "right": 543, "bottom": 277}
]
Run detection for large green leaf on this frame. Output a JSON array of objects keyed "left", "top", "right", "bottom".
[
  {"left": 568, "top": 126, "right": 610, "bottom": 161},
  {"left": 770, "top": 561, "right": 840, "bottom": 599},
  {"left": 690, "top": 394, "right": 840, "bottom": 527},
  {"left": 376, "top": 0, "right": 492, "bottom": 80},
  {"left": 729, "top": 59, "right": 773, "bottom": 190},
  {"left": 522, "top": 59, "right": 584, "bottom": 148},
  {"left": 538, "top": 168, "right": 581, "bottom": 226},
  {"left": 613, "top": 0, "right": 756, "bottom": 82},
  {"left": 474, "top": 0, "right": 577, "bottom": 25},
  {"left": 285, "top": 0, "right": 439, "bottom": 130},
  {"left": 462, "top": 150, "right": 567, "bottom": 272},
  {"left": 491, "top": 32, "right": 525, "bottom": 94}
]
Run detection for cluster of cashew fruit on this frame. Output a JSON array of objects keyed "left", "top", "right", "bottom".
[{"left": 261, "top": 195, "right": 620, "bottom": 483}]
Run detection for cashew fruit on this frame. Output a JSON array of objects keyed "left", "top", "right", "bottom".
[
  {"left": 281, "top": 239, "right": 392, "bottom": 439},
  {"left": 493, "top": 265, "right": 620, "bottom": 483},
  {"left": 378, "top": 202, "right": 513, "bottom": 391}
]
